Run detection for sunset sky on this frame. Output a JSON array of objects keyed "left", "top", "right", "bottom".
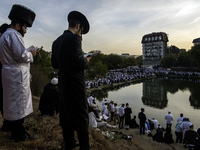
[{"left": 1, "top": 0, "right": 200, "bottom": 55}]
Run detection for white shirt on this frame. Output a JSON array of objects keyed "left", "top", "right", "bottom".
[
  {"left": 152, "top": 119, "right": 159, "bottom": 129},
  {"left": 88, "top": 96, "right": 94, "bottom": 106},
  {"left": 102, "top": 100, "right": 107, "bottom": 107},
  {"left": 102, "top": 105, "right": 108, "bottom": 116},
  {"left": 109, "top": 103, "right": 114, "bottom": 112},
  {"left": 177, "top": 117, "right": 183, "bottom": 122},
  {"left": 114, "top": 106, "right": 119, "bottom": 114},
  {"left": 180, "top": 121, "right": 192, "bottom": 138},
  {"left": 118, "top": 106, "right": 124, "bottom": 117},
  {"left": 165, "top": 113, "right": 174, "bottom": 124}
]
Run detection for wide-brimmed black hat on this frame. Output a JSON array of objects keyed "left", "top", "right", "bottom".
[
  {"left": 68, "top": 11, "right": 90, "bottom": 34},
  {"left": 8, "top": 4, "right": 36, "bottom": 27}
]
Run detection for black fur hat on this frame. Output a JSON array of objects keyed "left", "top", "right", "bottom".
[
  {"left": 68, "top": 11, "right": 89, "bottom": 34},
  {"left": 8, "top": 4, "right": 36, "bottom": 27}
]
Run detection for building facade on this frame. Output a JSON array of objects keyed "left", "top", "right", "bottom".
[
  {"left": 141, "top": 32, "right": 168, "bottom": 66},
  {"left": 192, "top": 37, "right": 200, "bottom": 46}
]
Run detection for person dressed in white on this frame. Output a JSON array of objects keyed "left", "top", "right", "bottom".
[
  {"left": 165, "top": 111, "right": 174, "bottom": 129},
  {"left": 88, "top": 95, "right": 94, "bottom": 107},
  {"left": 0, "top": 4, "right": 37, "bottom": 141},
  {"left": 89, "top": 105, "right": 116, "bottom": 129},
  {"left": 102, "top": 102, "right": 108, "bottom": 116},
  {"left": 180, "top": 117, "right": 192, "bottom": 141},
  {"left": 118, "top": 104, "right": 125, "bottom": 129},
  {"left": 152, "top": 118, "right": 159, "bottom": 129},
  {"left": 109, "top": 100, "right": 114, "bottom": 121},
  {"left": 177, "top": 113, "right": 183, "bottom": 123},
  {"left": 113, "top": 103, "right": 119, "bottom": 125},
  {"left": 102, "top": 98, "right": 107, "bottom": 107}
]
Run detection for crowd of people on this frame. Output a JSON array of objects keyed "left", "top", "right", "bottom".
[
  {"left": 86, "top": 68, "right": 200, "bottom": 90},
  {"left": 87, "top": 96, "right": 200, "bottom": 149},
  {"left": 85, "top": 68, "right": 156, "bottom": 89}
]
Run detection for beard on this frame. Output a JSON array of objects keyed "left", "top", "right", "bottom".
[{"left": 18, "top": 27, "right": 25, "bottom": 37}]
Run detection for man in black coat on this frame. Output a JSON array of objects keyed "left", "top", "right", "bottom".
[
  {"left": 39, "top": 78, "right": 59, "bottom": 116},
  {"left": 124, "top": 103, "right": 132, "bottom": 130},
  {"left": 138, "top": 108, "right": 146, "bottom": 134},
  {"left": 51, "top": 11, "right": 90, "bottom": 150}
]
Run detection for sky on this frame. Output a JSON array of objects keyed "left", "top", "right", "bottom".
[{"left": 1, "top": 0, "right": 200, "bottom": 55}]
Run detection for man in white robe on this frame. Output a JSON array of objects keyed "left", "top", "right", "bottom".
[{"left": 0, "top": 4, "right": 36, "bottom": 142}]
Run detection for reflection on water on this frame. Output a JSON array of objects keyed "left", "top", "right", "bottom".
[
  {"left": 91, "top": 77, "right": 200, "bottom": 129},
  {"left": 91, "top": 78, "right": 200, "bottom": 110},
  {"left": 142, "top": 79, "right": 167, "bottom": 109},
  {"left": 159, "top": 78, "right": 200, "bottom": 109}
]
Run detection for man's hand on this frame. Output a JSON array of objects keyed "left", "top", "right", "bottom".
[
  {"left": 29, "top": 50, "right": 37, "bottom": 57},
  {"left": 86, "top": 56, "right": 91, "bottom": 62}
]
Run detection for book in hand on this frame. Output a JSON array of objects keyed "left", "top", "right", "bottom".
[
  {"left": 84, "top": 51, "right": 99, "bottom": 58},
  {"left": 27, "top": 45, "right": 37, "bottom": 51},
  {"left": 27, "top": 45, "right": 42, "bottom": 51}
]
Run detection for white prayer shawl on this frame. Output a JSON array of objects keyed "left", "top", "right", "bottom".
[{"left": 0, "top": 28, "right": 33, "bottom": 121}]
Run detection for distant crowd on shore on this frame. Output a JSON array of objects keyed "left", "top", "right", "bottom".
[
  {"left": 85, "top": 67, "right": 200, "bottom": 89},
  {"left": 87, "top": 96, "right": 200, "bottom": 150},
  {"left": 86, "top": 67, "right": 156, "bottom": 89}
]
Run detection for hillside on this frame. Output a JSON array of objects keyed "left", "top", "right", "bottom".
[{"left": 0, "top": 96, "right": 185, "bottom": 150}]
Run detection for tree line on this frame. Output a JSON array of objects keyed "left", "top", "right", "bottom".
[
  {"left": 30, "top": 49, "right": 142, "bottom": 96},
  {"left": 160, "top": 44, "right": 200, "bottom": 69}
]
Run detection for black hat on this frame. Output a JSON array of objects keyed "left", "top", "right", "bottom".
[
  {"left": 0, "top": 24, "right": 10, "bottom": 34},
  {"left": 8, "top": 4, "right": 36, "bottom": 27},
  {"left": 68, "top": 11, "right": 89, "bottom": 34}
]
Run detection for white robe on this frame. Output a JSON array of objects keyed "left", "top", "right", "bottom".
[{"left": 0, "top": 28, "right": 33, "bottom": 121}]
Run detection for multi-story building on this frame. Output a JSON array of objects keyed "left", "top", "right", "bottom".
[
  {"left": 141, "top": 32, "right": 168, "bottom": 66},
  {"left": 192, "top": 37, "right": 200, "bottom": 46}
]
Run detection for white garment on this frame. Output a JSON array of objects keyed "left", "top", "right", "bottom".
[
  {"left": 180, "top": 121, "right": 192, "bottom": 139},
  {"left": 88, "top": 96, "right": 94, "bottom": 107},
  {"left": 165, "top": 113, "right": 174, "bottom": 124},
  {"left": 89, "top": 112, "right": 112, "bottom": 128},
  {"left": 102, "top": 105, "right": 108, "bottom": 116},
  {"left": 177, "top": 117, "right": 183, "bottom": 123},
  {"left": 114, "top": 106, "right": 119, "bottom": 114},
  {"left": 89, "top": 112, "right": 98, "bottom": 128},
  {"left": 152, "top": 119, "right": 159, "bottom": 129},
  {"left": 0, "top": 28, "right": 33, "bottom": 121},
  {"left": 102, "top": 100, "right": 107, "bottom": 107},
  {"left": 109, "top": 103, "right": 114, "bottom": 112},
  {"left": 118, "top": 106, "right": 124, "bottom": 117}
]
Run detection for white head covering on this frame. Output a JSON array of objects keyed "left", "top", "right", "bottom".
[{"left": 51, "top": 78, "right": 58, "bottom": 85}]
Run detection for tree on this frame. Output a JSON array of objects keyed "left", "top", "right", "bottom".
[
  {"left": 190, "top": 44, "right": 200, "bottom": 68},
  {"left": 88, "top": 60, "right": 108, "bottom": 78},
  {"left": 30, "top": 47, "right": 56, "bottom": 96},
  {"left": 178, "top": 51, "right": 195, "bottom": 67},
  {"left": 160, "top": 53, "right": 176, "bottom": 68},
  {"left": 135, "top": 56, "right": 143, "bottom": 66}
]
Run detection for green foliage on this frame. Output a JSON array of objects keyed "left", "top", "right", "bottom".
[
  {"left": 88, "top": 60, "right": 108, "bottom": 78},
  {"left": 178, "top": 51, "right": 195, "bottom": 67},
  {"left": 30, "top": 47, "right": 56, "bottom": 96},
  {"left": 135, "top": 56, "right": 143, "bottom": 66},
  {"left": 160, "top": 53, "right": 177, "bottom": 68},
  {"left": 190, "top": 44, "right": 200, "bottom": 67}
]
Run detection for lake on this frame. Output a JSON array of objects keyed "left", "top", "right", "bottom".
[{"left": 91, "top": 77, "right": 200, "bottom": 131}]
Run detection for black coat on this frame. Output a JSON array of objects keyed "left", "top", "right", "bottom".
[
  {"left": 125, "top": 107, "right": 132, "bottom": 125},
  {"left": 138, "top": 112, "right": 146, "bottom": 124},
  {"left": 51, "top": 30, "right": 88, "bottom": 128},
  {"left": 39, "top": 83, "right": 59, "bottom": 116}
]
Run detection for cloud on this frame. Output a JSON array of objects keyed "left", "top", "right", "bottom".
[{"left": 1, "top": 0, "right": 200, "bottom": 54}]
